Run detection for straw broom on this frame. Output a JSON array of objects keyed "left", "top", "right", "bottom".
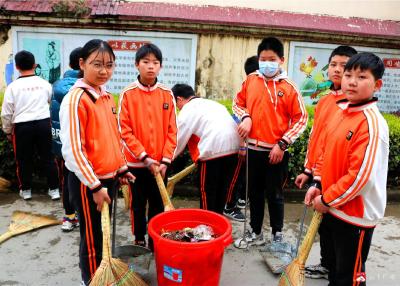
[
  {"left": 89, "top": 202, "right": 147, "bottom": 286},
  {"left": 166, "top": 163, "right": 196, "bottom": 196},
  {"left": 278, "top": 211, "right": 323, "bottom": 286},
  {"left": 155, "top": 173, "right": 174, "bottom": 211},
  {"left": 0, "top": 176, "right": 11, "bottom": 192},
  {"left": 0, "top": 211, "right": 60, "bottom": 244},
  {"left": 121, "top": 184, "right": 130, "bottom": 211}
]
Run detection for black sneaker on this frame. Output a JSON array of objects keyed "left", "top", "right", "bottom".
[
  {"left": 305, "top": 263, "right": 329, "bottom": 279},
  {"left": 223, "top": 207, "right": 246, "bottom": 222}
]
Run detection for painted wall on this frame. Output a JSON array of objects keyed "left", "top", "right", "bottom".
[
  {"left": 127, "top": 0, "right": 400, "bottom": 21},
  {"left": 0, "top": 29, "right": 12, "bottom": 92}
]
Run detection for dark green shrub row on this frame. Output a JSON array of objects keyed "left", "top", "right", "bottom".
[{"left": 0, "top": 94, "right": 398, "bottom": 188}]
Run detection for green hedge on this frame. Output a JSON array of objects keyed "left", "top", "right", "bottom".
[
  {"left": 0, "top": 93, "right": 399, "bottom": 188},
  {"left": 215, "top": 100, "right": 399, "bottom": 188}
]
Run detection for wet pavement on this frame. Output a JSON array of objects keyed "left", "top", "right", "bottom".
[{"left": 0, "top": 190, "right": 399, "bottom": 286}]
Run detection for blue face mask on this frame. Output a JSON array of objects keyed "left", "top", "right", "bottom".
[{"left": 258, "top": 61, "right": 279, "bottom": 78}]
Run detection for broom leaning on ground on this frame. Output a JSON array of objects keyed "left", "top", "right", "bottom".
[
  {"left": 89, "top": 202, "right": 147, "bottom": 286},
  {"left": 0, "top": 211, "right": 60, "bottom": 244},
  {"left": 278, "top": 211, "right": 323, "bottom": 286}
]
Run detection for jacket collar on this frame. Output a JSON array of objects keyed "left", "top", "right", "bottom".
[
  {"left": 338, "top": 97, "right": 378, "bottom": 113},
  {"left": 136, "top": 76, "right": 159, "bottom": 92},
  {"left": 72, "top": 79, "right": 109, "bottom": 101}
]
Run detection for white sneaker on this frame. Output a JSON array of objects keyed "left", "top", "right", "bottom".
[
  {"left": 19, "top": 189, "right": 32, "bottom": 200},
  {"left": 61, "top": 216, "right": 79, "bottom": 232},
  {"left": 234, "top": 229, "right": 265, "bottom": 249},
  {"left": 48, "top": 188, "right": 60, "bottom": 200}
]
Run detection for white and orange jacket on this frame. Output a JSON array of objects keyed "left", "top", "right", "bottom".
[
  {"left": 314, "top": 98, "right": 389, "bottom": 227},
  {"left": 60, "top": 80, "right": 128, "bottom": 192},
  {"left": 233, "top": 71, "right": 307, "bottom": 149},
  {"left": 118, "top": 79, "right": 177, "bottom": 168},
  {"left": 304, "top": 89, "right": 346, "bottom": 173},
  {"left": 174, "top": 97, "right": 240, "bottom": 162}
]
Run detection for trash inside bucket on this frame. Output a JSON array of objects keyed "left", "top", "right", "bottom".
[{"left": 148, "top": 208, "right": 232, "bottom": 286}]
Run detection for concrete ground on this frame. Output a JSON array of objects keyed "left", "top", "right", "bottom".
[{"left": 0, "top": 191, "right": 399, "bottom": 286}]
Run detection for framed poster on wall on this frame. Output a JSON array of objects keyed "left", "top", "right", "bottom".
[
  {"left": 288, "top": 41, "right": 400, "bottom": 113},
  {"left": 12, "top": 26, "right": 197, "bottom": 94}
]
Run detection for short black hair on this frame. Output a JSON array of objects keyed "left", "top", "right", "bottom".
[
  {"left": 244, "top": 56, "right": 259, "bottom": 75},
  {"left": 69, "top": 47, "right": 82, "bottom": 70},
  {"left": 329, "top": 45, "right": 358, "bottom": 63},
  {"left": 171, "top": 83, "right": 195, "bottom": 100},
  {"left": 257, "top": 37, "right": 284, "bottom": 58},
  {"left": 79, "top": 39, "right": 115, "bottom": 78},
  {"left": 344, "top": 52, "right": 385, "bottom": 80},
  {"left": 15, "top": 50, "right": 35, "bottom": 71},
  {"left": 135, "top": 43, "right": 163, "bottom": 65}
]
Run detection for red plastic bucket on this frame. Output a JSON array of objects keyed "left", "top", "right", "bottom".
[{"left": 148, "top": 208, "right": 232, "bottom": 286}]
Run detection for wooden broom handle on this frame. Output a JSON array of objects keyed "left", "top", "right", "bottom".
[
  {"left": 0, "top": 231, "right": 14, "bottom": 244},
  {"left": 167, "top": 163, "right": 196, "bottom": 196},
  {"left": 155, "top": 173, "right": 174, "bottom": 211},
  {"left": 101, "top": 202, "right": 112, "bottom": 259},
  {"left": 298, "top": 211, "right": 323, "bottom": 264}
]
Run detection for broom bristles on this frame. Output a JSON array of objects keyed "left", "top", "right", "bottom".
[
  {"left": 0, "top": 211, "right": 60, "bottom": 244},
  {"left": 278, "top": 211, "right": 323, "bottom": 286},
  {"left": 89, "top": 202, "right": 147, "bottom": 286},
  {"left": 278, "top": 258, "right": 305, "bottom": 286},
  {"left": 0, "top": 176, "right": 11, "bottom": 192}
]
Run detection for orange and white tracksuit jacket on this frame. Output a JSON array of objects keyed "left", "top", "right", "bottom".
[
  {"left": 118, "top": 80, "right": 177, "bottom": 167},
  {"left": 59, "top": 80, "right": 128, "bottom": 192},
  {"left": 304, "top": 90, "right": 346, "bottom": 173},
  {"left": 233, "top": 71, "right": 307, "bottom": 149},
  {"left": 314, "top": 98, "right": 389, "bottom": 227}
]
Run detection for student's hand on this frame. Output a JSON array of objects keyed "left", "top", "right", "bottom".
[
  {"left": 238, "top": 117, "right": 252, "bottom": 138},
  {"left": 119, "top": 172, "right": 136, "bottom": 185},
  {"left": 159, "top": 163, "right": 168, "bottom": 178},
  {"left": 312, "top": 195, "right": 329, "bottom": 213},
  {"left": 304, "top": 186, "right": 321, "bottom": 206},
  {"left": 269, "top": 144, "right": 284, "bottom": 164},
  {"left": 144, "top": 157, "right": 160, "bottom": 176},
  {"left": 93, "top": 187, "right": 111, "bottom": 212},
  {"left": 295, "top": 173, "right": 310, "bottom": 189}
]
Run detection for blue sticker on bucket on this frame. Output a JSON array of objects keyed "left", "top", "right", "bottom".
[{"left": 164, "top": 265, "right": 183, "bottom": 282}]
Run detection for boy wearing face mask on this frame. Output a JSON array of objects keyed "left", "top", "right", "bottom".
[{"left": 233, "top": 37, "right": 308, "bottom": 248}]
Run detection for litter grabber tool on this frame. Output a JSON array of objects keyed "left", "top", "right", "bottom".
[{"left": 233, "top": 140, "right": 251, "bottom": 249}]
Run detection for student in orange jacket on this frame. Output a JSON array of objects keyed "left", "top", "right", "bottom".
[
  {"left": 295, "top": 45, "right": 357, "bottom": 279},
  {"left": 118, "top": 43, "right": 177, "bottom": 249},
  {"left": 305, "top": 52, "right": 389, "bottom": 286},
  {"left": 60, "top": 39, "right": 134, "bottom": 285},
  {"left": 233, "top": 37, "right": 308, "bottom": 248}
]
